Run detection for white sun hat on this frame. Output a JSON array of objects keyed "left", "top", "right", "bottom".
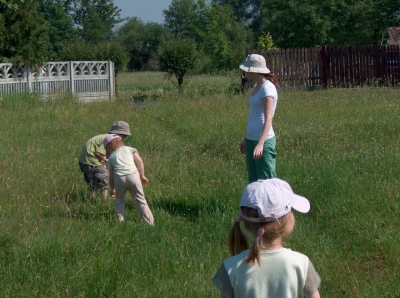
[
  {"left": 239, "top": 178, "right": 310, "bottom": 223},
  {"left": 239, "top": 54, "right": 271, "bottom": 74}
]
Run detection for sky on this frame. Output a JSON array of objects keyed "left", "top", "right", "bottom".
[{"left": 113, "top": 0, "right": 173, "bottom": 24}]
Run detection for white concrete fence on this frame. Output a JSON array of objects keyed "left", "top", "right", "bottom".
[{"left": 0, "top": 61, "right": 115, "bottom": 101}]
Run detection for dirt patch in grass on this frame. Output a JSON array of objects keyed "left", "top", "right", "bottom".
[{"left": 117, "top": 89, "right": 165, "bottom": 109}]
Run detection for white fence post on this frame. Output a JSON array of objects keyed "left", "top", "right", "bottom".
[
  {"left": 69, "top": 61, "right": 74, "bottom": 94},
  {"left": 108, "top": 60, "right": 115, "bottom": 100},
  {"left": 26, "top": 66, "right": 32, "bottom": 93}
]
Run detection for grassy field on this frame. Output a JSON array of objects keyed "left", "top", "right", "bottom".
[{"left": 1, "top": 72, "right": 399, "bottom": 297}]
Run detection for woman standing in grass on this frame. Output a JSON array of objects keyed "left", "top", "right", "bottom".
[
  {"left": 212, "top": 178, "right": 321, "bottom": 298},
  {"left": 104, "top": 134, "right": 154, "bottom": 225},
  {"left": 239, "top": 54, "right": 279, "bottom": 182}
]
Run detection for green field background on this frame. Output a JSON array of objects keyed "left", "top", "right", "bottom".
[{"left": 0, "top": 72, "right": 399, "bottom": 297}]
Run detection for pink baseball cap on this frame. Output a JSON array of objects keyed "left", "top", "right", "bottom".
[
  {"left": 240, "top": 178, "right": 310, "bottom": 223},
  {"left": 104, "top": 134, "right": 121, "bottom": 148}
]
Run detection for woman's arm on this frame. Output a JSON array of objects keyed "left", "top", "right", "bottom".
[
  {"left": 253, "top": 96, "right": 274, "bottom": 160},
  {"left": 133, "top": 152, "right": 148, "bottom": 184},
  {"left": 311, "top": 290, "right": 321, "bottom": 298}
]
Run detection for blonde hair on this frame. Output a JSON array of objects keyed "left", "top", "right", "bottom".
[
  {"left": 228, "top": 207, "right": 292, "bottom": 265},
  {"left": 105, "top": 137, "right": 124, "bottom": 158}
]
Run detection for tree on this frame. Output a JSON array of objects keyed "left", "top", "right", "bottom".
[
  {"left": 0, "top": 0, "right": 49, "bottom": 65},
  {"left": 257, "top": 32, "right": 278, "bottom": 51},
  {"left": 0, "top": 0, "right": 20, "bottom": 9},
  {"left": 157, "top": 38, "right": 199, "bottom": 91},
  {"left": 65, "top": 0, "right": 124, "bottom": 43},
  {"left": 260, "top": 0, "right": 330, "bottom": 48},
  {"left": 163, "top": 0, "right": 252, "bottom": 72},
  {"left": 116, "top": 17, "right": 171, "bottom": 71},
  {"left": 211, "top": 0, "right": 263, "bottom": 35},
  {"left": 199, "top": 3, "right": 252, "bottom": 71},
  {"left": 163, "top": 0, "right": 202, "bottom": 39},
  {"left": 328, "top": 0, "right": 400, "bottom": 46},
  {"left": 58, "top": 39, "right": 128, "bottom": 73},
  {"left": 38, "top": 0, "right": 77, "bottom": 60},
  {"left": 259, "top": 0, "right": 400, "bottom": 48}
]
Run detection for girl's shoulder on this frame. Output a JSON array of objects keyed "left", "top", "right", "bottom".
[
  {"left": 123, "top": 146, "right": 137, "bottom": 153},
  {"left": 223, "top": 249, "right": 250, "bottom": 270}
]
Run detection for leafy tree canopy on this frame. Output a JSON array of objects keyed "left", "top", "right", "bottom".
[
  {"left": 0, "top": 0, "right": 49, "bottom": 65},
  {"left": 64, "top": 0, "right": 125, "bottom": 43},
  {"left": 116, "top": 17, "right": 171, "bottom": 71},
  {"left": 58, "top": 39, "right": 128, "bottom": 73},
  {"left": 157, "top": 37, "right": 199, "bottom": 90},
  {"left": 163, "top": 0, "right": 201, "bottom": 38},
  {"left": 38, "top": 0, "right": 77, "bottom": 60},
  {"left": 261, "top": 0, "right": 400, "bottom": 48},
  {"left": 163, "top": 0, "right": 252, "bottom": 72}
]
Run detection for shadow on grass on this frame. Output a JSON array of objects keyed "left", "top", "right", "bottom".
[
  {"left": 152, "top": 197, "right": 220, "bottom": 222},
  {"left": 43, "top": 188, "right": 115, "bottom": 222}
]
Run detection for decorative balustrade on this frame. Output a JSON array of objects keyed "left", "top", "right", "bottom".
[{"left": 0, "top": 61, "right": 115, "bottom": 101}]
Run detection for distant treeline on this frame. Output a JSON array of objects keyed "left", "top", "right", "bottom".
[{"left": 1, "top": 0, "right": 399, "bottom": 73}]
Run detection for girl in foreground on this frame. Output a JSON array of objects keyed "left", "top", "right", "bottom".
[
  {"left": 212, "top": 178, "right": 321, "bottom": 298},
  {"left": 104, "top": 134, "right": 154, "bottom": 225}
]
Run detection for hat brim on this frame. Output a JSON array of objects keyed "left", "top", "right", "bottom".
[
  {"left": 109, "top": 130, "right": 131, "bottom": 136},
  {"left": 239, "top": 64, "right": 270, "bottom": 74},
  {"left": 291, "top": 194, "right": 310, "bottom": 213}
]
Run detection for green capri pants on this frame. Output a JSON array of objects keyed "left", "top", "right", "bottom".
[{"left": 245, "top": 137, "right": 277, "bottom": 183}]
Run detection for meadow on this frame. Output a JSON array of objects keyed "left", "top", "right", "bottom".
[{"left": 0, "top": 72, "right": 399, "bottom": 297}]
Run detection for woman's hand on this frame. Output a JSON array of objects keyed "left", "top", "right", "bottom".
[
  {"left": 253, "top": 143, "right": 264, "bottom": 159},
  {"left": 240, "top": 139, "right": 246, "bottom": 154}
]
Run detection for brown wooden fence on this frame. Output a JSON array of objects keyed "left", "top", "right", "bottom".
[{"left": 246, "top": 45, "right": 400, "bottom": 88}]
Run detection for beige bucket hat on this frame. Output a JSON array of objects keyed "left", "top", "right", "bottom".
[
  {"left": 109, "top": 121, "right": 131, "bottom": 136},
  {"left": 239, "top": 54, "right": 270, "bottom": 74}
]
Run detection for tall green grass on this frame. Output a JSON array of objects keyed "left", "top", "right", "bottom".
[{"left": 0, "top": 73, "right": 399, "bottom": 297}]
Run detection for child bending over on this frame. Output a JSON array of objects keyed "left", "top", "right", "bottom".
[{"left": 104, "top": 134, "right": 154, "bottom": 225}]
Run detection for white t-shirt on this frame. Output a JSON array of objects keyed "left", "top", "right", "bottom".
[
  {"left": 107, "top": 146, "right": 138, "bottom": 176},
  {"left": 246, "top": 80, "right": 278, "bottom": 141},
  {"left": 212, "top": 248, "right": 321, "bottom": 298}
]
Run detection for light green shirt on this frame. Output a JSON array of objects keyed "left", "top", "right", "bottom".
[
  {"left": 213, "top": 248, "right": 320, "bottom": 298},
  {"left": 78, "top": 134, "right": 107, "bottom": 166},
  {"left": 107, "top": 146, "right": 138, "bottom": 176}
]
